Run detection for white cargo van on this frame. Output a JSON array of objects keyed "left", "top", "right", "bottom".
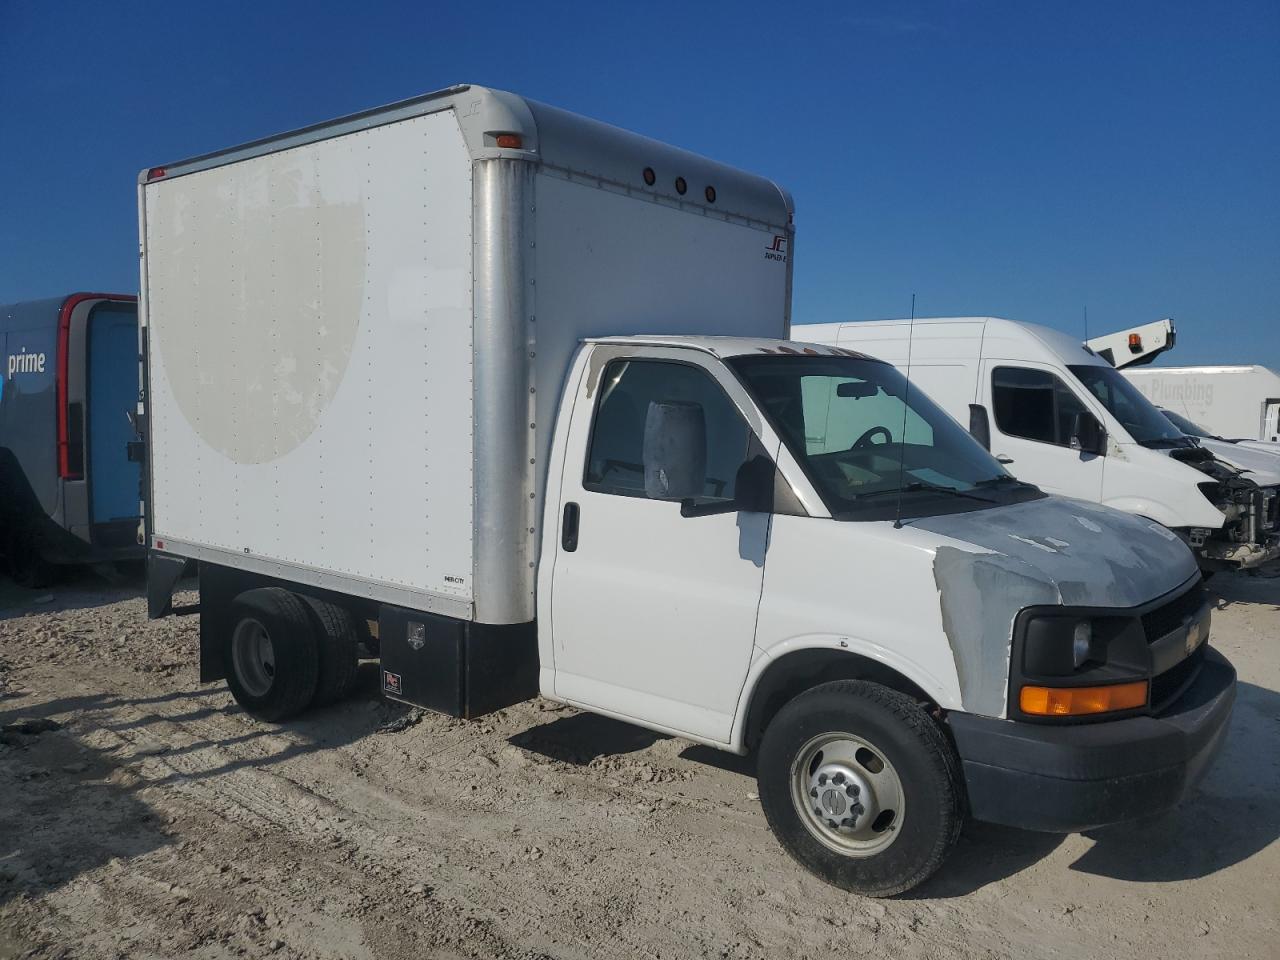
[
  {"left": 140, "top": 87, "right": 1235, "bottom": 897},
  {"left": 797, "top": 317, "right": 1280, "bottom": 572},
  {"left": 1125, "top": 364, "right": 1280, "bottom": 445}
]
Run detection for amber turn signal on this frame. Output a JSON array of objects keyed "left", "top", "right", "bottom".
[{"left": 1019, "top": 680, "right": 1148, "bottom": 716}]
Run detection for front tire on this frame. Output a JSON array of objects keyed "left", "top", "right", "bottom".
[
  {"left": 224, "top": 588, "right": 319, "bottom": 722},
  {"left": 757, "top": 680, "right": 963, "bottom": 897}
]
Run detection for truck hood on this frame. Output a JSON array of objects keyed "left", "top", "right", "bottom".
[
  {"left": 1193, "top": 437, "right": 1280, "bottom": 486},
  {"left": 909, "top": 496, "right": 1199, "bottom": 716}
]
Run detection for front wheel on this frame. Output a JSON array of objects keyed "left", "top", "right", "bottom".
[{"left": 757, "top": 680, "right": 963, "bottom": 897}]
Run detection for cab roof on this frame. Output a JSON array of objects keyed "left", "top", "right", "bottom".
[{"left": 584, "top": 334, "right": 879, "bottom": 361}]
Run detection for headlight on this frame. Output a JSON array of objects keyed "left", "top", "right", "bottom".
[
  {"left": 1071, "top": 620, "right": 1093, "bottom": 667},
  {"left": 1014, "top": 613, "right": 1151, "bottom": 721}
]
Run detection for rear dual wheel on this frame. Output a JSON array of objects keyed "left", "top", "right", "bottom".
[
  {"left": 757, "top": 680, "right": 964, "bottom": 897},
  {"left": 224, "top": 588, "right": 360, "bottom": 722}
]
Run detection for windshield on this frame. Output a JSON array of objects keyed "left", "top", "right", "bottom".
[
  {"left": 1068, "top": 364, "right": 1188, "bottom": 447},
  {"left": 730, "top": 354, "right": 1041, "bottom": 519},
  {"left": 1160, "top": 408, "right": 1213, "bottom": 439}
]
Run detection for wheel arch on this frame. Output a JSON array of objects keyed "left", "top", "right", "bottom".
[{"left": 735, "top": 647, "right": 939, "bottom": 754}]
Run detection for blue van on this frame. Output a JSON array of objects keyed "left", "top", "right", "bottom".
[{"left": 1, "top": 293, "right": 143, "bottom": 584}]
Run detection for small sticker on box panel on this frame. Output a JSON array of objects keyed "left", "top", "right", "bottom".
[{"left": 383, "top": 671, "right": 403, "bottom": 695}]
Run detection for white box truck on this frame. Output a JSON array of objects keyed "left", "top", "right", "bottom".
[
  {"left": 1124, "top": 364, "right": 1280, "bottom": 446},
  {"left": 140, "top": 86, "right": 1235, "bottom": 896},
  {"left": 796, "top": 317, "right": 1280, "bottom": 572}
]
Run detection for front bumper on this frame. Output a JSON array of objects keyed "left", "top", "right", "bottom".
[
  {"left": 946, "top": 647, "right": 1236, "bottom": 833},
  {"left": 1197, "top": 534, "right": 1280, "bottom": 571}
]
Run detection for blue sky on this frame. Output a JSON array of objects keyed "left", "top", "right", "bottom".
[{"left": 2, "top": 1, "right": 1276, "bottom": 366}]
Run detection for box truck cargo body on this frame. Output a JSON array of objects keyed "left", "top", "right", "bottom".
[
  {"left": 1, "top": 293, "right": 144, "bottom": 583},
  {"left": 140, "top": 86, "right": 793, "bottom": 629},
  {"left": 1125, "top": 365, "right": 1280, "bottom": 445},
  {"left": 142, "top": 86, "right": 1234, "bottom": 896}
]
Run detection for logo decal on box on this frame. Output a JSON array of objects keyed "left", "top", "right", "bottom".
[{"left": 383, "top": 670, "right": 403, "bottom": 695}]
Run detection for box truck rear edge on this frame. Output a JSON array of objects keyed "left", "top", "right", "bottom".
[
  {"left": 141, "top": 86, "right": 1235, "bottom": 897},
  {"left": 1, "top": 293, "right": 144, "bottom": 585},
  {"left": 1124, "top": 364, "right": 1280, "bottom": 445}
]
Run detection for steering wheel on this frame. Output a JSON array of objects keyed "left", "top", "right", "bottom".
[{"left": 851, "top": 426, "right": 893, "bottom": 450}]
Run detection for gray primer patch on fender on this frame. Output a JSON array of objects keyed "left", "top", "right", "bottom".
[
  {"left": 920, "top": 496, "right": 1199, "bottom": 716},
  {"left": 933, "top": 547, "right": 1058, "bottom": 716}
]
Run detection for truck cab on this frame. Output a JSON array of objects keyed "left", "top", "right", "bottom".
[
  {"left": 796, "top": 317, "right": 1280, "bottom": 573},
  {"left": 531, "top": 334, "right": 1234, "bottom": 893}
]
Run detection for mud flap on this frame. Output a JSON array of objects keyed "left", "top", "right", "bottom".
[{"left": 147, "top": 550, "right": 189, "bottom": 619}]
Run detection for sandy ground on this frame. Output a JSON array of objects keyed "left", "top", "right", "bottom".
[{"left": 0, "top": 570, "right": 1277, "bottom": 960}]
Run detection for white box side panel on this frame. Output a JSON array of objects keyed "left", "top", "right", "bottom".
[
  {"left": 145, "top": 111, "right": 475, "bottom": 605},
  {"left": 530, "top": 172, "right": 790, "bottom": 476}
]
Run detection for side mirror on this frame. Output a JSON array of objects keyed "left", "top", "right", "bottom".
[
  {"left": 643, "top": 400, "right": 706, "bottom": 501},
  {"left": 1070, "top": 411, "right": 1107, "bottom": 456},
  {"left": 968, "top": 404, "right": 991, "bottom": 451},
  {"left": 680, "top": 455, "right": 775, "bottom": 518}
]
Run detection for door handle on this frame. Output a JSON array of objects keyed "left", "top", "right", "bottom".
[
  {"left": 562, "top": 502, "right": 580, "bottom": 552},
  {"left": 996, "top": 454, "right": 1015, "bottom": 465}
]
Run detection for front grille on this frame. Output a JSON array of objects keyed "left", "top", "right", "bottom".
[
  {"left": 1151, "top": 644, "right": 1206, "bottom": 712},
  {"left": 1141, "top": 583, "right": 1208, "bottom": 644},
  {"left": 1263, "top": 488, "right": 1279, "bottom": 532}
]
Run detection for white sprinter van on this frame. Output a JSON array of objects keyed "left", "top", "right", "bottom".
[{"left": 796, "top": 317, "right": 1280, "bottom": 572}]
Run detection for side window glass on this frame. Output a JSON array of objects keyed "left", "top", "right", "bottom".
[
  {"left": 993, "top": 367, "right": 1057, "bottom": 443},
  {"left": 584, "top": 360, "right": 751, "bottom": 500},
  {"left": 993, "top": 366, "right": 1090, "bottom": 447},
  {"left": 1053, "top": 379, "right": 1088, "bottom": 446}
]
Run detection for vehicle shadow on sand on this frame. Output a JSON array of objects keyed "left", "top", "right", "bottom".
[
  {"left": 1210, "top": 571, "right": 1280, "bottom": 611},
  {"left": 0, "top": 664, "right": 401, "bottom": 914},
  {"left": 909, "top": 678, "right": 1280, "bottom": 897},
  {"left": 0, "top": 711, "right": 173, "bottom": 912},
  {"left": 509, "top": 681, "right": 1279, "bottom": 899}
]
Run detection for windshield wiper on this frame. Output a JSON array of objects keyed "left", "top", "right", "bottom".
[
  {"left": 856, "top": 481, "right": 998, "bottom": 504},
  {"left": 974, "top": 474, "right": 1035, "bottom": 490},
  {"left": 1138, "top": 437, "right": 1196, "bottom": 450}
]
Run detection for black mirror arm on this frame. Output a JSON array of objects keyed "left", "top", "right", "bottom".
[{"left": 680, "top": 498, "right": 738, "bottom": 518}]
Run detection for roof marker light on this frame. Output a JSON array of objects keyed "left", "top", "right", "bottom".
[
  {"left": 642, "top": 167, "right": 656, "bottom": 186},
  {"left": 147, "top": 167, "right": 166, "bottom": 181},
  {"left": 495, "top": 134, "right": 523, "bottom": 149},
  {"left": 674, "top": 176, "right": 687, "bottom": 195},
  {"left": 704, "top": 185, "right": 717, "bottom": 203},
  {"left": 1128, "top": 333, "right": 1143, "bottom": 352}
]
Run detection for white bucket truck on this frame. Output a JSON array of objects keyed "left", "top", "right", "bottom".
[
  {"left": 798, "top": 317, "right": 1280, "bottom": 573},
  {"left": 140, "top": 87, "right": 1235, "bottom": 896}
]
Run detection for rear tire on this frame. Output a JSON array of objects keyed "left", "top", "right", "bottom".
[
  {"left": 757, "top": 680, "right": 963, "bottom": 897},
  {"left": 224, "top": 588, "right": 319, "bottom": 722},
  {"left": 302, "top": 597, "right": 361, "bottom": 706}
]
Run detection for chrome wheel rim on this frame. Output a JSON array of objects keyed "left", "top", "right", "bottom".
[
  {"left": 790, "top": 731, "right": 905, "bottom": 857},
  {"left": 231, "top": 618, "right": 276, "bottom": 697}
]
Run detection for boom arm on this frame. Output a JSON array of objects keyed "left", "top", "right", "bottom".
[{"left": 1086, "top": 318, "right": 1176, "bottom": 369}]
